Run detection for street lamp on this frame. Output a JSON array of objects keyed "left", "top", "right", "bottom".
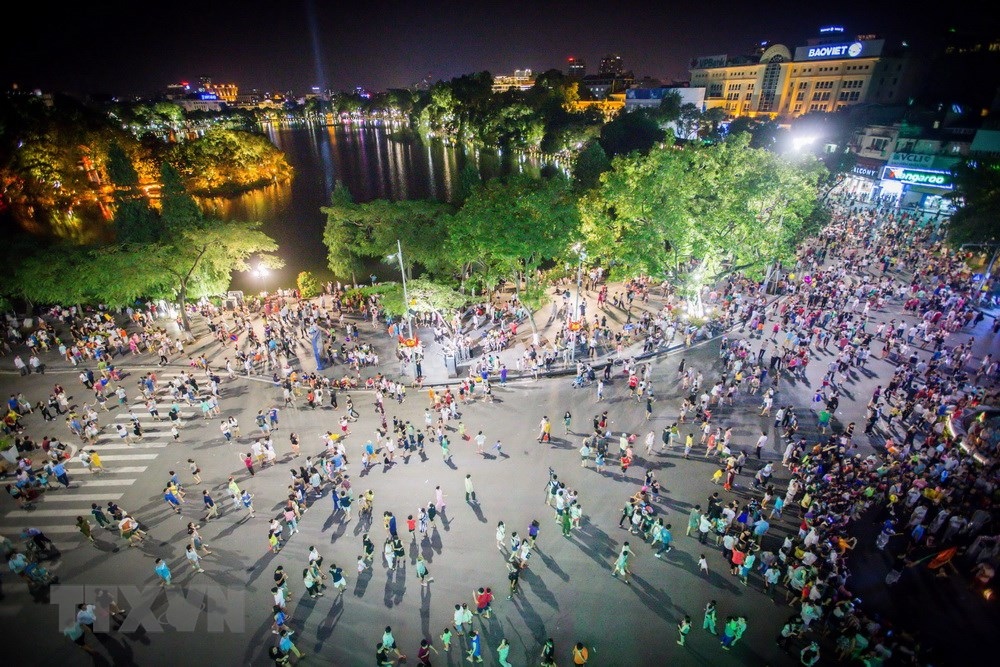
[
  {"left": 570, "top": 243, "right": 587, "bottom": 363},
  {"left": 387, "top": 239, "right": 413, "bottom": 340},
  {"left": 253, "top": 265, "right": 269, "bottom": 294}
]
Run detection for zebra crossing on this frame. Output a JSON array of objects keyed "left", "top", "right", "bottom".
[
  {"left": 0, "top": 447, "right": 156, "bottom": 548},
  {"left": 1, "top": 369, "right": 218, "bottom": 550}
]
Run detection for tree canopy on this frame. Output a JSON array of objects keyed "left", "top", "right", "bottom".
[
  {"left": 580, "top": 132, "right": 824, "bottom": 282},
  {"left": 946, "top": 158, "right": 1000, "bottom": 246}
]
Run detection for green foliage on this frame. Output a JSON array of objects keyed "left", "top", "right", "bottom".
[
  {"left": 652, "top": 90, "right": 683, "bottom": 124},
  {"left": 378, "top": 278, "right": 471, "bottom": 319},
  {"left": 167, "top": 127, "right": 293, "bottom": 196},
  {"left": 108, "top": 142, "right": 162, "bottom": 244},
  {"left": 447, "top": 174, "right": 580, "bottom": 288},
  {"left": 297, "top": 271, "right": 321, "bottom": 299},
  {"left": 322, "top": 182, "right": 366, "bottom": 282},
  {"left": 572, "top": 141, "right": 611, "bottom": 190},
  {"left": 12, "top": 216, "right": 281, "bottom": 318},
  {"left": 158, "top": 162, "right": 202, "bottom": 232},
  {"left": 599, "top": 110, "right": 666, "bottom": 158},
  {"left": 321, "top": 180, "right": 455, "bottom": 278},
  {"left": 455, "top": 164, "right": 482, "bottom": 205},
  {"left": 946, "top": 159, "right": 1000, "bottom": 246},
  {"left": 582, "top": 134, "right": 824, "bottom": 282},
  {"left": 0, "top": 94, "right": 282, "bottom": 241}
]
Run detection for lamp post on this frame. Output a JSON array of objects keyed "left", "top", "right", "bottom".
[
  {"left": 393, "top": 239, "right": 413, "bottom": 340},
  {"left": 570, "top": 244, "right": 587, "bottom": 363}
]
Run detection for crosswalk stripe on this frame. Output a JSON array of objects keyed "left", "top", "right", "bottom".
[
  {"left": 67, "top": 454, "right": 159, "bottom": 462},
  {"left": 0, "top": 525, "right": 80, "bottom": 534},
  {"left": 97, "top": 432, "right": 174, "bottom": 441},
  {"left": 89, "top": 443, "right": 167, "bottom": 450},
  {"left": 115, "top": 412, "right": 196, "bottom": 420},
  {"left": 42, "top": 493, "right": 122, "bottom": 502},
  {"left": 69, "top": 467, "right": 148, "bottom": 475},
  {"left": 4, "top": 509, "right": 90, "bottom": 518},
  {"left": 75, "top": 479, "right": 137, "bottom": 487}
]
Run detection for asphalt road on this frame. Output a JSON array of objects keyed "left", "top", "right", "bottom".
[{"left": 2, "top": 266, "right": 998, "bottom": 666}]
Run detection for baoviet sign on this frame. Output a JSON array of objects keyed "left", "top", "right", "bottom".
[{"left": 794, "top": 39, "right": 883, "bottom": 61}]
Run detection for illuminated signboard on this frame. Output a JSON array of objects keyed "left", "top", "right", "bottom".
[
  {"left": 881, "top": 166, "right": 953, "bottom": 189},
  {"left": 794, "top": 39, "right": 883, "bottom": 61},
  {"left": 889, "top": 152, "right": 934, "bottom": 168}
]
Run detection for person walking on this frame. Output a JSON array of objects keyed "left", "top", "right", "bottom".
[
  {"left": 453, "top": 604, "right": 468, "bottom": 636},
  {"left": 496, "top": 521, "right": 506, "bottom": 551},
  {"left": 185, "top": 544, "right": 205, "bottom": 573},
  {"left": 189, "top": 459, "right": 201, "bottom": 485},
  {"left": 76, "top": 516, "right": 96, "bottom": 544},
  {"left": 278, "top": 629, "right": 304, "bottom": 660},
  {"left": 416, "top": 638, "right": 439, "bottom": 666},
  {"left": 677, "top": 615, "right": 692, "bottom": 645},
  {"left": 328, "top": 563, "right": 348, "bottom": 596},
  {"left": 466, "top": 630, "right": 483, "bottom": 663},
  {"left": 506, "top": 560, "right": 521, "bottom": 599},
  {"left": 464, "top": 474, "right": 478, "bottom": 505},
  {"left": 163, "top": 487, "right": 182, "bottom": 514},
  {"left": 703, "top": 600, "right": 718, "bottom": 634},
  {"left": 154, "top": 558, "right": 172, "bottom": 587},
  {"left": 202, "top": 490, "right": 219, "bottom": 521},
  {"left": 611, "top": 541, "right": 633, "bottom": 584},
  {"left": 497, "top": 638, "right": 512, "bottom": 667},
  {"left": 187, "top": 522, "right": 212, "bottom": 556},
  {"left": 241, "top": 489, "right": 256, "bottom": 519},
  {"left": 540, "top": 638, "right": 556, "bottom": 667},
  {"left": 91, "top": 503, "right": 113, "bottom": 531},
  {"left": 416, "top": 555, "right": 434, "bottom": 586},
  {"left": 572, "top": 641, "right": 590, "bottom": 665},
  {"left": 720, "top": 615, "right": 738, "bottom": 650}
]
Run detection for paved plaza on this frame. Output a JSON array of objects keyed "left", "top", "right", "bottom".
[{"left": 3, "top": 202, "right": 1000, "bottom": 666}]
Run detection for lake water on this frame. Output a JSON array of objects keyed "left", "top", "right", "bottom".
[{"left": 199, "top": 122, "right": 550, "bottom": 293}]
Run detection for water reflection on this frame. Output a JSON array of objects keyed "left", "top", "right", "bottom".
[{"left": 212, "top": 123, "right": 542, "bottom": 290}]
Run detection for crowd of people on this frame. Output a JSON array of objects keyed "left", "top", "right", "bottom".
[{"left": 2, "top": 183, "right": 999, "bottom": 664}]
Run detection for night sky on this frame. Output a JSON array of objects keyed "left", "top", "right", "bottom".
[{"left": 2, "top": 1, "right": 963, "bottom": 97}]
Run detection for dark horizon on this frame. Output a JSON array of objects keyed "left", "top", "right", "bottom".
[{"left": 1, "top": 1, "right": 981, "bottom": 98}]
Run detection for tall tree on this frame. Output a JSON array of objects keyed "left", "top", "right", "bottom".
[
  {"left": 572, "top": 141, "right": 611, "bottom": 190},
  {"left": 321, "top": 181, "right": 366, "bottom": 285},
  {"left": 108, "top": 142, "right": 161, "bottom": 243},
  {"left": 581, "top": 133, "right": 824, "bottom": 284},
  {"left": 598, "top": 110, "right": 666, "bottom": 158},
  {"left": 448, "top": 175, "right": 580, "bottom": 328},
  {"left": 159, "top": 162, "right": 202, "bottom": 231},
  {"left": 946, "top": 158, "right": 1000, "bottom": 246}
]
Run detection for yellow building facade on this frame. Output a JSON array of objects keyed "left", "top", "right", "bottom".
[{"left": 689, "top": 31, "right": 912, "bottom": 120}]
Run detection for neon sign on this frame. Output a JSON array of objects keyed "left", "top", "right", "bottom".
[{"left": 882, "top": 167, "right": 953, "bottom": 188}]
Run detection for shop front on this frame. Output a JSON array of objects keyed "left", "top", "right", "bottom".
[
  {"left": 878, "top": 164, "right": 955, "bottom": 213},
  {"left": 843, "top": 156, "right": 885, "bottom": 198}
]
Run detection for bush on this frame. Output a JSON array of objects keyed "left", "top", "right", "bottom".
[{"left": 297, "top": 271, "right": 321, "bottom": 299}]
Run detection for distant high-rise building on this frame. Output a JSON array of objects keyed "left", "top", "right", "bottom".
[
  {"left": 567, "top": 57, "right": 586, "bottom": 78},
  {"left": 599, "top": 54, "right": 624, "bottom": 76}
]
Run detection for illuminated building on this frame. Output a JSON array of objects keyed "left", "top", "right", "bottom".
[
  {"left": 567, "top": 57, "right": 586, "bottom": 78},
  {"left": 569, "top": 93, "right": 625, "bottom": 120},
  {"left": 491, "top": 69, "right": 535, "bottom": 93},
  {"left": 688, "top": 26, "right": 916, "bottom": 119},
  {"left": 624, "top": 86, "right": 705, "bottom": 112}
]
